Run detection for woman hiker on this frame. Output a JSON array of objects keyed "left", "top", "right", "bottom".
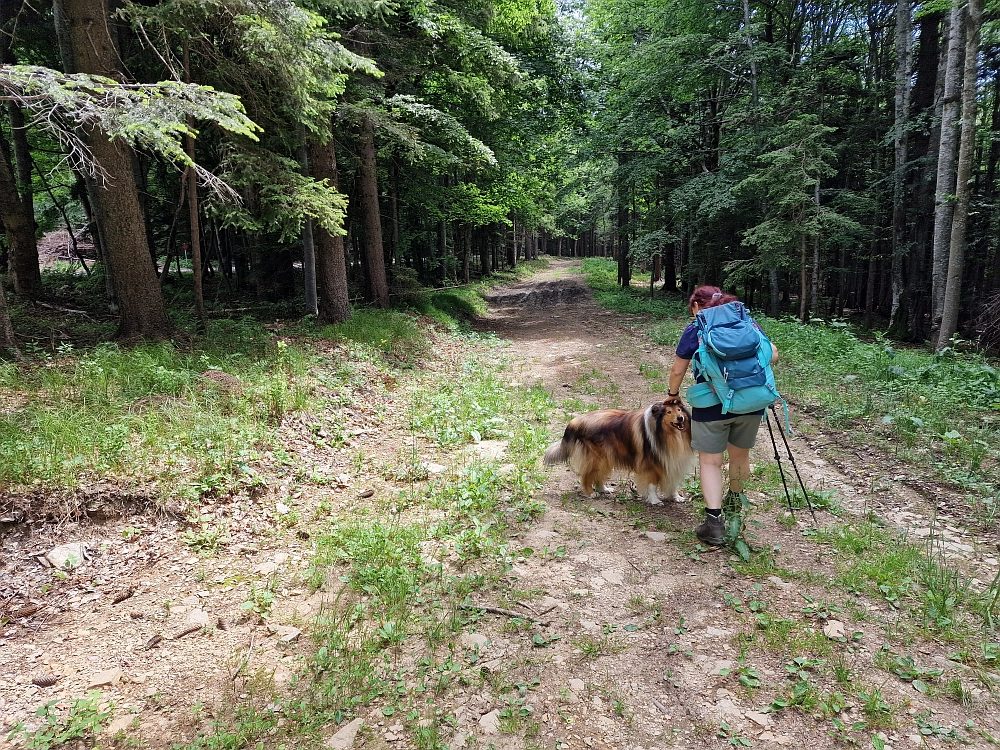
[{"left": 666, "top": 286, "right": 779, "bottom": 546}]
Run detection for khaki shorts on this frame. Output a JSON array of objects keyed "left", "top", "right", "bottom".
[{"left": 691, "top": 414, "right": 763, "bottom": 454}]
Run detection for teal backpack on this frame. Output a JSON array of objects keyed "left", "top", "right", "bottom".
[{"left": 685, "top": 301, "right": 781, "bottom": 415}]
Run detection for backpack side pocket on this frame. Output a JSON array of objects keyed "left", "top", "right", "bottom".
[{"left": 686, "top": 382, "right": 721, "bottom": 408}]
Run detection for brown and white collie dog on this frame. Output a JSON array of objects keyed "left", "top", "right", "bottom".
[{"left": 543, "top": 399, "right": 696, "bottom": 505}]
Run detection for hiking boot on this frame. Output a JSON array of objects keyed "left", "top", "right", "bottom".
[
  {"left": 723, "top": 490, "right": 749, "bottom": 515},
  {"left": 695, "top": 514, "right": 726, "bottom": 546}
]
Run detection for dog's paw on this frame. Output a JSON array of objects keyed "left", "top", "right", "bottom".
[{"left": 596, "top": 484, "right": 614, "bottom": 495}]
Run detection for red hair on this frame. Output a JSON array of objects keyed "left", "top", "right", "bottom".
[{"left": 689, "top": 286, "right": 738, "bottom": 310}]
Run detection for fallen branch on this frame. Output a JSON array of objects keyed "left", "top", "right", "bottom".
[
  {"left": 35, "top": 301, "right": 97, "bottom": 321},
  {"left": 459, "top": 602, "right": 550, "bottom": 625}
]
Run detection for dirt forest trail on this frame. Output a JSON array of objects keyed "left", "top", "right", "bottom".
[
  {"left": 459, "top": 258, "right": 999, "bottom": 749},
  {"left": 1, "top": 258, "right": 997, "bottom": 750}
]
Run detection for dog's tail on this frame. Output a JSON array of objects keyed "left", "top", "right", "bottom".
[{"left": 543, "top": 438, "right": 570, "bottom": 465}]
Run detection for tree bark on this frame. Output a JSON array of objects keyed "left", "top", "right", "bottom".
[
  {"left": 937, "top": 0, "right": 981, "bottom": 348},
  {"left": 356, "top": 115, "right": 389, "bottom": 307},
  {"left": 507, "top": 220, "right": 517, "bottom": 268},
  {"left": 0, "top": 277, "right": 19, "bottom": 356},
  {"left": 0, "top": 134, "right": 38, "bottom": 298},
  {"left": 864, "top": 252, "right": 878, "bottom": 328},
  {"left": 6, "top": 102, "right": 39, "bottom": 297},
  {"left": 617, "top": 201, "right": 630, "bottom": 289},
  {"left": 930, "top": 0, "right": 965, "bottom": 331},
  {"left": 811, "top": 180, "right": 821, "bottom": 315},
  {"left": 890, "top": 0, "right": 913, "bottom": 324},
  {"left": 308, "top": 135, "right": 351, "bottom": 323},
  {"left": 0, "top": 3, "right": 39, "bottom": 299},
  {"left": 799, "top": 229, "right": 809, "bottom": 323},
  {"left": 184, "top": 40, "right": 206, "bottom": 331},
  {"left": 479, "top": 227, "right": 491, "bottom": 276},
  {"left": 298, "top": 136, "right": 317, "bottom": 316},
  {"left": 389, "top": 161, "right": 399, "bottom": 270},
  {"left": 52, "top": 0, "right": 171, "bottom": 340}
]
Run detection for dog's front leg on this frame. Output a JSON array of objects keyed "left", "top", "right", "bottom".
[
  {"left": 638, "top": 483, "right": 663, "bottom": 506},
  {"left": 658, "top": 481, "right": 682, "bottom": 503}
]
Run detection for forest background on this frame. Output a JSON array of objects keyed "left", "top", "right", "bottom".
[{"left": 0, "top": 0, "right": 999, "bottom": 352}]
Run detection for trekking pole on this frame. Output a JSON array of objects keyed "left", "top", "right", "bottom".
[
  {"left": 769, "top": 404, "right": 818, "bottom": 526},
  {"left": 764, "top": 410, "right": 797, "bottom": 519}
]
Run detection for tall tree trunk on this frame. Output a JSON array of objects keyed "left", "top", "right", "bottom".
[
  {"left": 811, "top": 180, "right": 821, "bottom": 314},
  {"left": 930, "top": 1, "right": 965, "bottom": 331},
  {"left": 462, "top": 225, "right": 471, "bottom": 284},
  {"left": 0, "top": 3, "right": 40, "bottom": 299},
  {"left": 864, "top": 252, "right": 878, "bottom": 328},
  {"left": 5, "top": 102, "right": 39, "bottom": 297},
  {"left": 390, "top": 161, "right": 399, "bottom": 271},
  {"left": 298, "top": 136, "right": 317, "bottom": 316},
  {"left": 507, "top": 220, "right": 517, "bottom": 268},
  {"left": 183, "top": 159, "right": 205, "bottom": 330},
  {"left": 438, "top": 220, "right": 448, "bottom": 282},
  {"left": 0, "top": 278, "right": 19, "bottom": 357},
  {"left": 617, "top": 190, "right": 630, "bottom": 289},
  {"left": 799, "top": 230, "right": 809, "bottom": 323},
  {"left": 937, "top": 0, "right": 982, "bottom": 348},
  {"left": 890, "top": 0, "right": 913, "bottom": 325},
  {"left": 769, "top": 268, "right": 780, "bottom": 317},
  {"left": 0, "top": 136, "right": 38, "bottom": 298},
  {"left": 308, "top": 135, "right": 351, "bottom": 324},
  {"left": 479, "top": 228, "right": 491, "bottom": 276},
  {"left": 356, "top": 115, "right": 389, "bottom": 308},
  {"left": 52, "top": 0, "right": 172, "bottom": 340},
  {"left": 184, "top": 41, "right": 206, "bottom": 330},
  {"left": 903, "top": 11, "right": 944, "bottom": 340}
]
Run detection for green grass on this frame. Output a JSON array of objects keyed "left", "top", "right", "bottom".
[
  {"left": 0, "top": 325, "right": 302, "bottom": 495},
  {"left": 806, "top": 520, "right": 1000, "bottom": 642},
  {"left": 0, "top": 294, "right": 480, "bottom": 499},
  {"left": 409, "top": 351, "right": 552, "bottom": 449}
]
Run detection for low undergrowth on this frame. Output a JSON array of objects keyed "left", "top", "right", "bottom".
[{"left": 0, "top": 298, "right": 485, "bottom": 505}]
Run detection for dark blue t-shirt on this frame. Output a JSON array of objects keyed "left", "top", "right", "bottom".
[{"left": 676, "top": 321, "right": 765, "bottom": 423}]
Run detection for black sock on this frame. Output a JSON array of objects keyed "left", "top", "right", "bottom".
[{"left": 706, "top": 508, "right": 722, "bottom": 518}]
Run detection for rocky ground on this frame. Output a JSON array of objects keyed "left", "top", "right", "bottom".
[{"left": 1, "top": 258, "right": 997, "bottom": 749}]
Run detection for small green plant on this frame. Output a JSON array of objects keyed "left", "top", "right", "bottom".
[
  {"left": 890, "top": 654, "right": 943, "bottom": 693},
  {"left": 121, "top": 526, "right": 141, "bottom": 541},
  {"left": 241, "top": 581, "right": 277, "bottom": 620},
  {"left": 182, "top": 521, "right": 230, "bottom": 555},
  {"left": 914, "top": 711, "right": 965, "bottom": 742},
  {"left": 786, "top": 656, "right": 826, "bottom": 680},
  {"left": 945, "top": 677, "right": 974, "bottom": 706},
  {"left": 828, "top": 716, "right": 867, "bottom": 745},
  {"left": 801, "top": 593, "right": 843, "bottom": 621},
  {"left": 9, "top": 692, "right": 113, "bottom": 749},
  {"left": 573, "top": 633, "right": 623, "bottom": 658},
  {"left": 855, "top": 686, "right": 896, "bottom": 728},
  {"left": 716, "top": 722, "right": 752, "bottom": 747},
  {"left": 720, "top": 659, "right": 762, "bottom": 689}
]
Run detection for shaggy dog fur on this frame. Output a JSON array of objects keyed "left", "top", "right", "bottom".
[{"left": 543, "top": 400, "right": 695, "bottom": 504}]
